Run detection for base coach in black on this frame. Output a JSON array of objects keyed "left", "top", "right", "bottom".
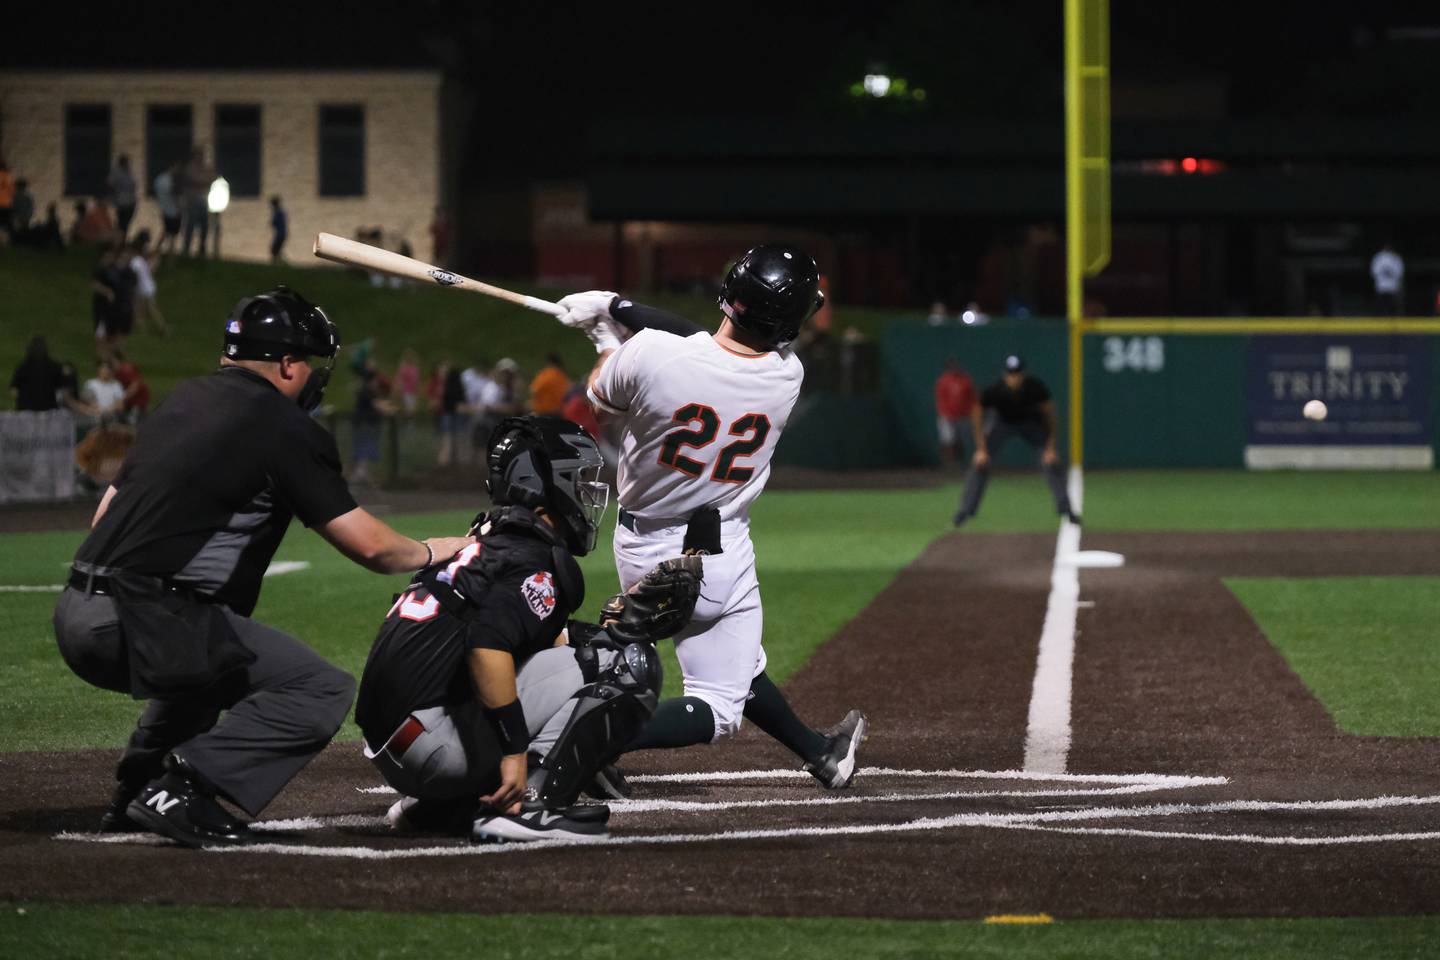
[
  {"left": 953, "top": 354, "right": 1080, "bottom": 527},
  {"left": 53, "top": 288, "right": 473, "bottom": 848}
]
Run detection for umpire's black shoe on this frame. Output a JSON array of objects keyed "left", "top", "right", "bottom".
[
  {"left": 126, "top": 769, "right": 253, "bottom": 848},
  {"left": 804, "top": 709, "right": 868, "bottom": 790},
  {"left": 583, "top": 763, "right": 633, "bottom": 801},
  {"left": 472, "top": 803, "right": 610, "bottom": 844},
  {"left": 99, "top": 782, "right": 143, "bottom": 833}
]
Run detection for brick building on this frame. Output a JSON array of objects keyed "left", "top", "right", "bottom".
[{"left": 0, "top": 70, "right": 443, "bottom": 263}]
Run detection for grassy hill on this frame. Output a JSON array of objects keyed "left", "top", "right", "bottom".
[{"left": 0, "top": 246, "right": 900, "bottom": 411}]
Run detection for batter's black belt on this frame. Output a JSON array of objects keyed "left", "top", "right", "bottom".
[
  {"left": 67, "top": 567, "right": 214, "bottom": 604},
  {"left": 617, "top": 508, "right": 692, "bottom": 533}
]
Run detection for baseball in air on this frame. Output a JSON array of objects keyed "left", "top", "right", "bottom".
[{"left": 1303, "top": 399, "right": 1328, "bottom": 421}]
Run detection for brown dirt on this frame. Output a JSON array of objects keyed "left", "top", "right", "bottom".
[{"left": 3, "top": 528, "right": 1440, "bottom": 919}]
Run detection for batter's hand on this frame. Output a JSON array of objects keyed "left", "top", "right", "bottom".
[
  {"left": 480, "top": 753, "right": 527, "bottom": 813},
  {"left": 972, "top": 449, "right": 991, "bottom": 468},
  {"left": 555, "top": 291, "right": 618, "bottom": 332}
]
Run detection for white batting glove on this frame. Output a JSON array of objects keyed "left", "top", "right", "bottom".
[{"left": 556, "top": 291, "right": 618, "bottom": 332}]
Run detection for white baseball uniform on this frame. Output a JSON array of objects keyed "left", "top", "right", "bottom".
[{"left": 589, "top": 327, "right": 803, "bottom": 739}]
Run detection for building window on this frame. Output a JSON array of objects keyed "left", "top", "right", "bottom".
[
  {"left": 146, "top": 105, "right": 193, "bottom": 196},
  {"left": 318, "top": 105, "right": 365, "bottom": 197},
  {"left": 215, "top": 105, "right": 261, "bottom": 197},
  {"left": 64, "top": 104, "right": 112, "bottom": 198}
]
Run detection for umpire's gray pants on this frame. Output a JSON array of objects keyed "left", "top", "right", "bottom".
[
  {"left": 366, "top": 645, "right": 617, "bottom": 800},
  {"left": 53, "top": 587, "right": 355, "bottom": 816},
  {"left": 957, "top": 417, "right": 1073, "bottom": 519}
]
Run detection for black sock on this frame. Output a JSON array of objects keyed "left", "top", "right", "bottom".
[
  {"left": 626, "top": 696, "right": 716, "bottom": 751},
  {"left": 743, "top": 672, "right": 827, "bottom": 763}
]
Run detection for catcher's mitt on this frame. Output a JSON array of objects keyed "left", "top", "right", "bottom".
[{"left": 600, "top": 555, "right": 703, "bottom": 644}]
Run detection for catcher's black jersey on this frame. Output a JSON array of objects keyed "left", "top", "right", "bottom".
[{"left": 354, "top": 509, "right": 584, "bottom": 747}]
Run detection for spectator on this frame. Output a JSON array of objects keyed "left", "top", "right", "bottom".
[
  {"left": 82, "top": 359, "right": 126, "bottom": 419},
  {"left": 268, "top": 195, "right": 288, "bottom": 262},
  {"left": 92, "top": 244, "right": 135, "bottom": 359},
  {"left": 127, "top": 231, "right": 166, "bottom": 336},
  {"left": 111, "top": 350, "right": 151, "bottom": 418},
  {"left": 22, "top": 203, "right": 65, "bottom": 252},
  {"left": 1371, "top": 243, "right": 1404, "bottom": 316},
  {"left": 0, "top": 159, "right": 13, "bottom": 241},
  {"left": 76, "top": 197, "right": 117, "bottom": 246},
  {"left": 926, "top": 301, "right": 949, "bottom": 326},
  {"left": 459, "top": 358, "right": 492, "bottom": 463},
  {"left": 181, "top": 147, "right": 215, "bottom": 256},
  {"left": 9, "top": 336, "right": 64, "bottom": 411},
  {"left": 528, "top": 352, "right": 570, "bottom": 414},
  {"left": 107, "top": 155, "right": 138, "bottom": 239},
  {"left": 934, "top": 357, "right": 977, "bottom": 467},
  {"left": 350, "top": 358, "right": 393, "bottom": 485},
  {"left": 429, "top": 206, "right": 451, "bottom": 266},
  {"left": 56, "top": 360, "right": 89, "bottom": 416},
  {"left": 471, "top": 358, "right": 524, "bottom": 457},
  {"left": 394, "top": 348, "right": 420, "bottom": 416},
  {"left": 153, "top": 163, "right": 182, "bottom": 257},
  {"left": 430, "top": 360, "right": 466, "bottom": 468},
  {"left": 11, "top": 178, "right": 34, "bottom": 235}
]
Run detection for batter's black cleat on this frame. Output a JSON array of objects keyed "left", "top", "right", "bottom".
[
  {"left": 98, "top": 783, "right": 143, "bottom": 833},
  {"left": 126, "top": 766, "right": 253, "bottom": 848},
  {"left": 583, "top": 763, "right": 633, "bottom": 801},
  {"left": 472, "top": 803, "right": 610, "bottom": 844},
  {"left": 804, "top": 709, "right": 868, "bottom": 790}
]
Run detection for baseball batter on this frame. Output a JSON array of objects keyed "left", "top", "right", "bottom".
[{"left": 554, "top": 245, "right": 867, "bottom": 794}]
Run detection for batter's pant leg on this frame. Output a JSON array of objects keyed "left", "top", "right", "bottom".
[{"left": 173, "top": 610, "right": 355, "bottom": 816}]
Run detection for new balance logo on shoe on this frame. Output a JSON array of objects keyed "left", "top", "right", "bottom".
[{"left": 145, "top": 791, "right": 182, "bottom": 814}]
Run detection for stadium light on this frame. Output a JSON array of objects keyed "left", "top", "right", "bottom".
[
  {"left": 208, "top": 176, "right": 231, "bottom": 214},
  {"left": 863, "top": 73, "right": 891, "bottom": 97}
]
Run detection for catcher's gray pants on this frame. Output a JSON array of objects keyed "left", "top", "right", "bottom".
[
  {"left": 366, "top": 645, "right": 618, "bottom": 800},
  {"left": 957, "top": 417, "right": 1073, "bottom": 519},
  {"left": 53, "top": 587, "right": 354, "bottom": 816}
]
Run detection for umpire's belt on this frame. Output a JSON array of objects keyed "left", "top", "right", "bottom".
[{"left": 68, "top": 566, "right": 213, "bottom": 604}]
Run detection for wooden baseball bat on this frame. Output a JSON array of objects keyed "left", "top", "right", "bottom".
[{"left": 312, "top": 232, "right": 563, "bottom": 317}]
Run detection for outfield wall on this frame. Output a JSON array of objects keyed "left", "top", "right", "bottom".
[{"left": 777, "top": 321, "right": 1440, "bottom": 470}]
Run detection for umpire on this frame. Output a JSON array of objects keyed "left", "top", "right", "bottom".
[
  {"left": 53, "top": 288, "right": 472, "bottom": 848},
  {"left": 952, "top": 354, "right": 1080, "bottom": 527}
]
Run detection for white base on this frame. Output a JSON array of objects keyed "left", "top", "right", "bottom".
[
  {"left": 1061, "top": 550, "right": 1126, "bottom": 569},
  {"left": 1245, "top": 445, "right": 1434, "bottom": 470}
]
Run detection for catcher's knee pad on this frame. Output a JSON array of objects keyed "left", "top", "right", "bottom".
[{"left": 534, "top": 643, "right": 661, "bottom": 809}]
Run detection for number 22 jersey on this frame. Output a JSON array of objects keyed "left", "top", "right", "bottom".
[{"left": 588, "top": 328, "right": 803, "bottom": 523}]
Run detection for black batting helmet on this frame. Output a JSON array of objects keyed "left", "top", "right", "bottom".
[
  {"left": 223, "top": 287, "right": 340, "bottom": 410},
  {"left": 486, "top": 416, "right": 609, "bottom": 556},
  {"left": 717, "top": 245, "right": 824, "bottom": 348}
]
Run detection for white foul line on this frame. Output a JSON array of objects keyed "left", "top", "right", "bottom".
[
  {"left": 2, "top": 560, "right": 308, "bottom": 595},
  {"left": 0, "top": 584, "right": 64, "bottom": 593},
  {"left": 263, "top": 561, "right": 311, "bottom": 577},
  {"left": 1022, "top": 465, "right": 1084, "bottom": 774}
]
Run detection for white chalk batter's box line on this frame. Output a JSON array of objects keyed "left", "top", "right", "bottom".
[{"left": 54, "top": 767, "right": 1440, "bottom": 859}]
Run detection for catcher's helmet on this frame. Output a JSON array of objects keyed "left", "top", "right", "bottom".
[
  {"left": 717, "top": 245, "right": 824, "bottom": 349},
  {"left": 223, "top": 287, "right": 340, "bottom": 410},
  {"left": 486, "top": 415, "right": 609, "bottom": 556}
]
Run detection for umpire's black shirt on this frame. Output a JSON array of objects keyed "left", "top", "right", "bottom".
[
  {"left": 981, "top": 375, "right": 1052, "bottom": 428},
  {"left": 355, "top": 509, "right": 583, "bottom": 747},
  {"left": 74, "top": 366, "right": 357, "bottom": 616}
]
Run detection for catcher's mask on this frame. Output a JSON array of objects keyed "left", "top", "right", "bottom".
[
  {"left": 223, "top": 287, "right": 340, "bottom": 412},
  {"left": 486, "top": 415, "right": 608, "bottom": 556}
]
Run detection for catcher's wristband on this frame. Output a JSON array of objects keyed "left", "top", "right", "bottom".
[{"left": 482, "top": 699, "right": 529, "bottom": 755}]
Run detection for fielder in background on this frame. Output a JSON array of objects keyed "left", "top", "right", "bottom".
[
  {"left": 953, "top": 354, "right": 1080, "bottom": 528},
  {"left": 53, "top": 289, "right": 473, "bottom": 848},
  {"left": 553, "top": 245, "right": 868, "bottom": 798},
  {"left": 355, "top": 416, "right": 701, "bottom": 842}
]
